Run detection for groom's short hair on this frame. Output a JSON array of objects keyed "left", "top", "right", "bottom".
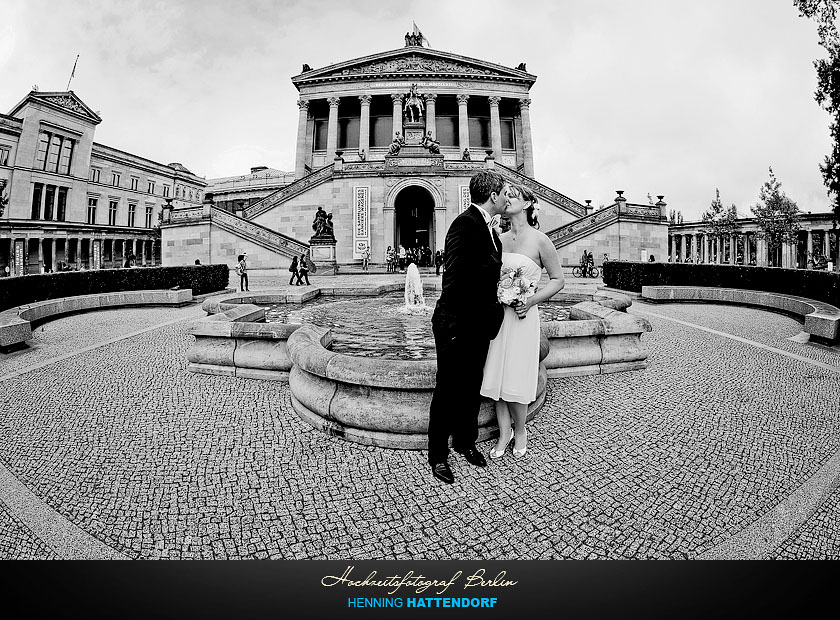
[{"left": 469, "top": 170, "right": 506, "bottom": 205}]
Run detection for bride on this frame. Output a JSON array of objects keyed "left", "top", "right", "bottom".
[{"left": 480, "top": 184, "right": 565, "bottom": 458}]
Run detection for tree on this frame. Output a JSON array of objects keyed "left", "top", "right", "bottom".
[
  {"left": 751, "top": 167, "right": 802, "bottom": 255},
  {"left": 795, "top": 0, "right": 840, "bottom": 224},
  {"left": 701, "top": 188, "right": 741, "bottom": 240}
]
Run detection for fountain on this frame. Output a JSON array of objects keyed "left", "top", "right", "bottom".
[
  {"left": 188, "top": 274, "right": 651, "bottom": 448},
  {"left": 403, "top": 263, "right": 426, "bottom": 308}
]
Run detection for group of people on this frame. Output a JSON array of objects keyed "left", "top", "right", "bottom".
[
  {"left": 385, "top": 245, "right": 438, "bottom": 273},
  {"left": 428, "top": 169, "right": 565, "bottom": 484},
  {"left": 287, "top": 254, "right": 312, "bottom": 286}
]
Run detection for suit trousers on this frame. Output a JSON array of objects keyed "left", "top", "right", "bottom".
[{"left": 427, "top": 314, "right": 491, "bottom": 465}]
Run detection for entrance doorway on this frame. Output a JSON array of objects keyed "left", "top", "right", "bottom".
[{"left": 394, "top": 185, "right": 435, "bottom": 251}]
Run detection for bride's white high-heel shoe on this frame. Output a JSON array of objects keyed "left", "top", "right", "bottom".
[
  {"left": 489, "top": 427, "right": 514, "bottom": 459},
  {"left": 513, "top": 427, "right": 527, "bottom": 458}
]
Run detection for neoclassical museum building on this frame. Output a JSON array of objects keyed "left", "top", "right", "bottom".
[
  {"left": 163, "top": 35, "right": 668, "bottom": 269},
  {"left": 0, "top": 90, "right": 206, "bottom": 275}
]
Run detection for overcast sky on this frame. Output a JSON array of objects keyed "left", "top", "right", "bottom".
[{"left": 1, "top": 0, "right": 835, "bottom": 221}]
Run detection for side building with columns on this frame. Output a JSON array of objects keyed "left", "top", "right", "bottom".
[
  {"left": 162, "top": 35, "right": 667, "bottom": 269},
  {"left": 667, "top": 213, "right": 839, "bottom": 269},
  {"left": 0, "top": 90, "right": 206, "bottom": 276}
]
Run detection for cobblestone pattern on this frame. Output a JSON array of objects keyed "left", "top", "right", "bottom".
[
  {"left": 773, "top": 484, "right": 840, "bottom": 559},
  {"left": 0, "top": 307, "right": 201, "bottom": 378},
  {"left": 632, "top": 301, "right": 840, "bottom": 369},
  {"left": 0, "top": 499, "right": 59, "bottom": 559},
  {"left": 1, "top": 301, "right": 839, "bottom": 559}
]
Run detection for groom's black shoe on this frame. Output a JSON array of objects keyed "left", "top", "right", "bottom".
[
  {"left": 431, "top": 460, "right": 455, "bottom": 484},
  {"left": 454, "top": 444, "right": 487, "bottom": 468}
]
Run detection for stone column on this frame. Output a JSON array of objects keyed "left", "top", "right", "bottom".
[
  {"left": 424, "top": 93, "right": 437, "bottom": 140},
  {"left": 358, "top": 95, "right": 372, "bottom": 159},
  {"left": 457, "top": 94, "right": 470, "bottom": 156},
  {"left": 518, "top": 98, "right": 534, "bottom": 177},
  {"left": 706, "top": 235, "right": 712, "bottom": 264},
  {"left": 489, "top": 96, "right": 502, "bottom": 159},
  {"left": 685, "top": 234, "right": 691, "bottom": 261},
  {"left": 668, "top": 235, "right": 673, "bottom": 259},
  {"left": 294, "top": 99, "right": 310, "bottom": 179},
  {"left": 807, "top": 229, "right": 814, "bottom": 262},
  {"left": 696, "top": 234, "right": 702, "bottom": 262},
  {"left": 391, "top": 94, "right": 403, "bottom": 141},
  {"left": 326, "top": 97, "right": 340, "bottom": 159},
  {"left": 37, "top": 237, "right": 44, "bottom": 273},
  {"left": 49, "top": 238, "right": 57, "bottom": 272},
  {"left": 729, "top": 233, "right": 735, "bottom": 264},
  {"left": 824, "top": 229, "right": 831, "bottom": 259}
]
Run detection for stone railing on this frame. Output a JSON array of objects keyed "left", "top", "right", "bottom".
[
  {"left": 548, "top": 204, "right": 619, "bottom": 246},
  {"left": 244, "top": 163, "right": 334, "bottom": 219},
  {"left": 547, "top": 202, "right": 664, "bottom": 247},
  {"left": 210, "top": 207, "right": 308, "bottom": 258},
  {"left": 168, "top": 206, "right": 205, "bottom": 224},
  {"left": 497, "top": 164, "right": 587, "bottom": 218},
  {"left": 341, "top": 162, "right": 386, "bottom": 173}
]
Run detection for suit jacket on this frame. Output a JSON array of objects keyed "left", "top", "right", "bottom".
[{"left": 434, "top": 205, "right": 504, "bottom": 340}]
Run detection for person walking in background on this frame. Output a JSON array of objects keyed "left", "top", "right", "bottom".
[
  {"left": 362, "top": 246, "right": 370, "bottom": 272},
  {"left": 386, "top": 246, "right": 395, "bottom": 273},
  {"left": 434, "top": 250, "right": 443, "bottom": 275},
  {"left": 237, "top": 254, "right": 249, "bottom": 291},
  {"left": 297, "top": 253, "right": 311, "bottom": 285},
  {"left": 288, "top": 256, "right": 299, "bottom": 285},
  {"left": 398, "top": 245, "right": 407, "bottom": 272}
]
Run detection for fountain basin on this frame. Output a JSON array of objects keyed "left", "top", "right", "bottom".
[{"left": 287, "top": 324, "right": 548, "bottom": 449}]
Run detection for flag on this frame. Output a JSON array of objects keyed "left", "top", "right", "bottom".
[{"left": 412, "top": 22, "right": 429, "bottom": 46}]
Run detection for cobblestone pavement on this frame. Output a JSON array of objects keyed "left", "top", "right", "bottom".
[
  {"left": 0, "top": 499, "right": 59, "bottom": 559},
  {"left": 1, "top": 292, "right": 838, "bottom": 559}
]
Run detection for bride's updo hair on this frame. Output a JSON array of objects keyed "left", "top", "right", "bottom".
[{"left": 510, "top": 183, "right": 540, "bottom": 228}]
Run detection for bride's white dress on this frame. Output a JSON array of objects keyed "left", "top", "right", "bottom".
[{"left": 480, "top": 252, "right": 542, "bottom": 404}]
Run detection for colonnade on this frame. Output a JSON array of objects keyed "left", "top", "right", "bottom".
[
  {"left": 294, "top": 94, "right": 534, "bottom": 178},
  {"left": 667, "top": 229, "right": 837, "bottom": 268},
  {"left": 5, "top": 235, "right": 159, "bottom": 275}
]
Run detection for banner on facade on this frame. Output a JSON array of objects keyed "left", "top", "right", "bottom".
[
  {"left": 15, "top": 240, "right": 24, "bottom": 276},
  {"left": 459, "top": 185, "right": 470, "bottom": 214},
  {"left": 353, "top": 186, "right": 370, "bottom": 259},
  {"left": 92, "top": 240, "right": 101, "bottom": 270}
]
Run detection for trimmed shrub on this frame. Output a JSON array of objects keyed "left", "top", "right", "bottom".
[
  {"left": 602, "top": 261, "right": 840, "bottom": 308},
  {"left": 0, "top": 264, "right": 229, "bottom": 312}
]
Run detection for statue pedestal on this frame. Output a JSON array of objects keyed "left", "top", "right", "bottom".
[
  {"left": 309, "top": 237, "right": 337, "bottom": 272},
  {"left": 403, "top": 121, "right": 426, "bottom": 145}
]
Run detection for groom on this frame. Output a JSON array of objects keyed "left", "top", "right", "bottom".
[{"left": 428, "top": 169, "right": 509, "bottom": 484}]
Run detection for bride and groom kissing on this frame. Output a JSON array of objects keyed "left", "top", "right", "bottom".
[{"left": 428, "top": 169, "right": 565, "bottom": 484}]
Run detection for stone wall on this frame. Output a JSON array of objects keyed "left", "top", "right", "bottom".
[{"left": 557, "top": 219, "right": 668, "bottom": 266}]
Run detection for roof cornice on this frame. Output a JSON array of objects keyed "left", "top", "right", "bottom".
[{"left": 292, "top": 47, "right": 536, "bottom": 89}]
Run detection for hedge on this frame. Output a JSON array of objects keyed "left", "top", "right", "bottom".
[
  {"left": 0, "top": 264, "right": 229, "bottom": 312},
  {"left": 602, "top": 261, "right": 840, "bottom": 308}
]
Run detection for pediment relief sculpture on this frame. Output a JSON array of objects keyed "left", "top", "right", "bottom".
[{"left": 341, "top": 55, "right": 496, "bottom": 76}]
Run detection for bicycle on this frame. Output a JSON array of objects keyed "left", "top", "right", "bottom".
[{"left": 572, "top": 264, "right": 600, "bottom": 278}]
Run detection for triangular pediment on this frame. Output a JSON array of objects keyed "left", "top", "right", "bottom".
[
  {"left": 8, "top": 91, "right": 102, "bottom": 125},
  {"left": 293, "top": 47, "right": 535, "bottom": 87}
]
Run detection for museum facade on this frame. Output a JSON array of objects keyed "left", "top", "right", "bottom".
[
  {"left": 162, "top": 35, "right": 667, "bottom": 269},
  {"left": 0, "top": 90, "right": 206, "bottom": 275}
]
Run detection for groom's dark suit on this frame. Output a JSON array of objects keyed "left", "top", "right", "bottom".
[{"left": 428, "top": 205, "right": 505, "bottom": 465}]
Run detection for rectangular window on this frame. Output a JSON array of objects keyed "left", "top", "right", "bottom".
[
  {"left": 130, "top": 177, "right": 139, "bottom": 191},
  {"left": 43, "top": 184, "right": 56, "bottom": 220},
  {"left": 501, "top": 119, "right": 515, "bottom": 150},
  {"left": 35, "top": 132, "right": 50, "bottom": 170},
  {"left": 90, "top": 168, "right": 101, "bottom": 183},
  {"left": 147, "top": 180, "right": 155, "bottom": 194},
  {"left": 435, "top": 116, "right": 458, "bottom": 147},
  {"left": 338, "top": 117, "right": 360, "bottom": 150},
  {"left": 145, "top": 206, "right": 153, "bottom": 228},
  {"left": 87, "top": 197, "right": 97, "bottom": 224},
  {"left": 370, "top": 116, "right": 393, "bottom": 148},
  {"left": 163, "top": 185, "right": 170, "bottom": 198},
  {"left": 469, "top": 118, "right": 491, "bottom": 149},
  {"left": 108, "top": 200, "right": 118, "bottom": 226},
  {"left": 47, "top": 135, "right": 62, "bottom": 173},
  {"left": 56, "top": 187, "right": 68, "bottom": 221},
  {"left": 59, "top": 138, "right": 74, "bottom": 175},
  {"left": 111, "top": 172, "right": 121, "bottom": 187},
  {"left": 313, "top": 119, "right": 328, "bottom": 151},
  {"left": 128, "top": 203, "right": 136, "bottom": 227},
  {"left": 0, "top": 146, "right": 10, "bottom": 166},
  {"left": 31, "top": 183, "right": 43, "bottom": 219}
]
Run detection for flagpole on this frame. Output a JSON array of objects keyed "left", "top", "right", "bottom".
[{"left": 66, "top": 54, "right": 80, "bottom": 91}]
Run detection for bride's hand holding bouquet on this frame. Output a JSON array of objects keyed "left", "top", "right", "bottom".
[{"left": 497, "top": 266, "right": 537, "bottom": 319}]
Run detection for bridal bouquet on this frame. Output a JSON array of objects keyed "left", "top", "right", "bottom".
[{"left": 497, "top": 266, "right": 537, "bottom": 306}]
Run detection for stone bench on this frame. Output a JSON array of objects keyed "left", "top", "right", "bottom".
[
  {"left": 0, "top": 288, "right": 194, "bottom": 352},
  {"left": 641, "top": 285, "right": 840, "bottom": 343}
]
